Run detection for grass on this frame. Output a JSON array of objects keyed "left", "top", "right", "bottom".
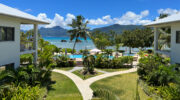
[
  {"left": 96, "top": 68, "right": 131, "bottom": 72},
  {"left": 91, "top": 72, "right": 151, "bottom": 100},
  {"left": 56, "top": 67, "right": 74, "bottom": 71},
  {"left": 46, "top": 72, "right": 82, "bottom": 100},
  {"left": 72, "top": 70, "right": 103, "bottom": 80}
]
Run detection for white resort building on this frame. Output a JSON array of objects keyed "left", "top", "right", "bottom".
[
  {"left": 0, "top": 4, "right": 49, "bottom": 69},
  {"left": 145, "top": 13, "right": 180, "bottom": 64}
]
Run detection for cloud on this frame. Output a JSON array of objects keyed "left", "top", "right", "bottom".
[
  {"left": 158, "top": 8, "right": 180, "bottom": 15},
  {"left": 25, "top": 9, "right": 32, "bottom": 12},
  {"left": 21, "top": 10, "right": 152, "bottom": 30},
  {"left": 86, "top": 10, "right": 151, "bottom": 26},
  {"left": 114, "top": 10, "right": 151, "bottom": 25}
]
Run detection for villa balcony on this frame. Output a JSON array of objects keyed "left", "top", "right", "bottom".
[
  {"left": 155, "top": 50, "right": 171, "bottom": 57},
  {"left": 20, "top": 41, "right": 36, "bottom": 55}
]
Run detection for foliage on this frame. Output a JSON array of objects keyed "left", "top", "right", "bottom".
[
  {"left": 155, "top": 83, "right": 180, "bottom": 100},
  {"left": 0, "top": 65, "right": 52, "bottom": 87},
  {"left": 94, "top": 54, "right": 133, "bottom": 69},
  {"left": 90, "top": 31, "right": 111, "bottom": 50},
  {"left": 103, "top": 49, "right": 113, "bottom": 58},
  {"left": 56, "top": 55, "right": 75, "bottom": 67},
  {"left": 93, "top": 88, "right": 117, "bottom": 100},
  {"left": 20, "top": 54, "right": 33, "bottom": 64},
  {"left": 68, "top": 15, "right": 89, "bottom": 54},
  {"left": 137, "top": 54, "right": 169, "bottom": 80},
  {"left": 138, "top": 54, "right": 180, "bottom": 99},
  {"left": 0, "top": 83, "right": 41, "bottom": 100},
  {"left": 146, "top": 65, "right": 177, "bottom": 86},
  {"left": 38, "top": 44, "right": 57, "bottom": 69},
  {"left": 83, "top": 55, "right": 96, "bottom": 74},
  {"left": 61, "top": 48, "right": 76, "bottom": 53},
  {"left": 121, "top": 28, "right": 153, "bottom": 53}
]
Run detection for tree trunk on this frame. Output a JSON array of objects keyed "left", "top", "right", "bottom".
[
  {"left": 129, "top": 47, "right": 132, "bottom": 54},
  {"left": 72, "top": 37, "right": 78, "bottom": 54}
]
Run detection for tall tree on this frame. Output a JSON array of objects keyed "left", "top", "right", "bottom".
[
  {"left": 121, "top": 30, "right": 136, "bottom": 54},
  {"left": 68, "top": 15, "right": 89, "bottom": 54},
  {"left": 90, "top": 31, "right": 111, "bottom": 50}
]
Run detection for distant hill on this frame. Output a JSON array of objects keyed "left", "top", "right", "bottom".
[
  {"left": 38, "top": 24, "right": 145, "bottom": 37},
  {"left": 39, "top": 26, "right": 68, "bottom": 37},
  {"left": 92, "top": 24, "right": 144, "bottom": 34}
]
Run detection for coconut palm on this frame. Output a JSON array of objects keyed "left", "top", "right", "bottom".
[{"left": 68, "top": 15, "right": 89, "bottom": 54}]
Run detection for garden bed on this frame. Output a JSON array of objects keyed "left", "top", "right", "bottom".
[
  {"left": 96, "top": 68, "right": 131, "bottom": 72},
  {"left": 72, "top": 70, "right": 103, "bottom": 80}
]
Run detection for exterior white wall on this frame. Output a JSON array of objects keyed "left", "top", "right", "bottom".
[
  {"left": 0, "top": 16, "right": 20, "bottom": 68},
  {"left": 171, "top": 23, "right": 180, "bottom": 64}
]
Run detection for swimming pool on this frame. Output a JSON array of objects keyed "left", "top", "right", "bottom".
[
  {"left": 68, "top": 53, "right": 135, "bottom": 59},
  {"left": 69, "top": 55, "right": 83, "bottom": 59}
]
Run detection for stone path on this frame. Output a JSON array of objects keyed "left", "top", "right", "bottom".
[
  {"left": 53, "top": 69, "right": 93, "bottom": 100},
  {"left": 53, "top": 68, "right": 137, "bottom": 100},
  {"left": 68, "top": 66, "right": 84, "bottom": 72},
  {"left": 95, "top": 69, "right": 109, "bottom": 74}
]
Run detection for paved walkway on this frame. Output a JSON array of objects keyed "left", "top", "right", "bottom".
[
  {"left": 53, "top": 68, "right": 137, "bottom": 100},
  {"left": 53, "top": 69, "right": 93, "bottom": 100}
]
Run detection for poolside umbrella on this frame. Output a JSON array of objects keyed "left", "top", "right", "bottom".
[{"left": 90, "top": 48, "right": 101, "bottom": 53}]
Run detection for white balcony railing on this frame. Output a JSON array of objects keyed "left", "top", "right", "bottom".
[{"left": 20, "top": 41, "right": 35, "bottom": 55}]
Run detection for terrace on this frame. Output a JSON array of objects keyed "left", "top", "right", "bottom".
[{"left": 154, "top": 26, "right": 171, "bottom": 57}]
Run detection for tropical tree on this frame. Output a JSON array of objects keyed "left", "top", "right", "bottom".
[
  {"left": 90, "top": 30, "right": 113, "bottom": 50},
  {"left": 121, "top": 30, "right": 136, "bottom": 54},
  {"left": 121, "top": 28, "right": 153, "bottom": 53},
  {"left": 68, "top": 15, "right": 89, "bottom": 54},
  {"left": 83, "top": 55, "right": 95, "bottom": 74}
]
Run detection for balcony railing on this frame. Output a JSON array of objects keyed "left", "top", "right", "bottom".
[
  {"left": 20, "top": 41, "right": 35, "bottom": 53},
  {"left": 156, "top": 50, "right": 171, "bottom": 57}
]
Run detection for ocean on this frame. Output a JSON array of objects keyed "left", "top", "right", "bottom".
[
  {"left": 43, "top": 37, "right": 143, "bottom": 53},
  {"left": 43, "top": 37, "right": 96, "bottom": 51}
]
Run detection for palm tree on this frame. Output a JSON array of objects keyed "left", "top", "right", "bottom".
[{"left": 68, "top": 15, "right": 89, "bottom": 54}]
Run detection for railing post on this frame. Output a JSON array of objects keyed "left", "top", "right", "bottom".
[
  {"left": 33, "top": 24, "right": 38, "bottom": 65},
  {"left": 154, "top": 27, "right": 159, "bottom": 53}
]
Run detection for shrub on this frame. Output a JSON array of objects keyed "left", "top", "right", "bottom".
[
  {"left": 56, "top": 55, "right": 75, "bottom": 67},
  {"left": 94, "top": 54, "right": 133, "bottom": 69},
  {"left": 83, "top": 55, "right": 95, "bottom": 74},
  {"left": 93, "top": 88, "right": 117, "bottom": 100},
  {"left": 137, "top": 55, "right": 169, "bottom": 80},
  {"left": 0, "top": 84, "right": 41, "bottom": 100},
  {"left": 156, "top": 83, "right": 180, "bottom": 100},
  {"left": 0, "top": 65, "right": 52, "bottom": 86},
  {"left": 20, "top": 54, "right": 33, "bottom": 64},
  {"left": 62, "top": 48, "right": 76, "bottom": 53},
  {"left": 146, "top": 65, "right": 176, "bottom": 86}
]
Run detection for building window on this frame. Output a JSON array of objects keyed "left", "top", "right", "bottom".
[
  {"left": 176, "top": 31, "right": 180, "bottom": 43},
  {"left": 0, "top": 63, "right": 14, "bottom": 71},
  {"left": 0, "top": 26, "right": 15, "bottom": 41}
]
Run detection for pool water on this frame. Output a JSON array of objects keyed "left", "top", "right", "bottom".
[
  {"left": 69, "top": 55, "right": 83, "bottom": 59},
  {"left": 68, "top": 53, "right": 134, "bottom": 59}
]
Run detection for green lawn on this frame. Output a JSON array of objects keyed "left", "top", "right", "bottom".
[
  {"left": 72, "top": 70, "right": 103, "bottom": 80},
  {"left": 96, "top": 68, "right": 131, "bottom": 72},
  {"left": 91, "top": 72, "right": 151, "bottom": 100},
  {"left": 46, "top": 72, "right": 82, "bottom": 100},
  {"left": 56, "top": 67, "right": 74, "bottom": 71}
]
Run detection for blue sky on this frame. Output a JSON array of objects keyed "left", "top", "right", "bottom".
[{"left": 1, "top": 0, "right": 180, "bottom": 29}]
